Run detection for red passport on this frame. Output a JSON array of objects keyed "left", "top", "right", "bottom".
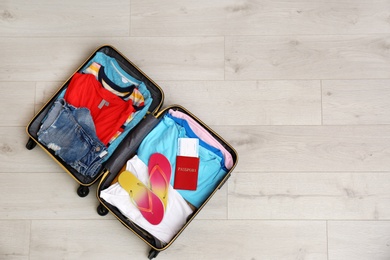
[{"left": 174, "top": 156, "right": 200, "bottom": 190}]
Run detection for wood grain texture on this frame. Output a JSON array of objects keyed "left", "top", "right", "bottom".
[
  {"left": 0, "top": 220, "right": 30, "bottom": 259},
  {"left": 0, "top": 172, "right": 109, "bottom": 220},
  {"left": 0, "top": 0, "right": 130, "bottom": 37},
  {"left": 131, "top": 0, "right": 390, "bottom": 36},
  {"left": 29, "top": 219, "right": 327, "bottom": 260},
  {"left": 0, "top": 82, "right": 35, "bottom": 127},
  {"left": 35, "top": 81, "right": 63, "bottom": 114},
  {"left": 216, "top": 125, "right": 390, "bottom": 172},
  {"left": 194, "top": 185, "right": 228, "bottom": 220},
  {"left": 30, "top": 220, "right": 147, "bottom": 260},
  {"left": 328, "top": 221, "right": 390, "bottom": 260},
  {"left": 323, "top": 79, "right": 390, "bottom": 125},
  {"left": 229, "top": 172, "right": 390, "bottom": 219},
  {"left": 0, "top": 168, "right": 226, "bottom": 221},
  {"left": 0, "top": 127, "right": 63, "bottom": 173},
  {"left": 0, "top": 38, "right": 99, "bottom": 82},
  {"left": 161, "top": 80, "right": 321, "bottom": 125},
  {"left": 0, "top": 37, "right": 224, "bottom": 82},
  {"left": 1, "top": 0, "right": 390, "bottom": 258},
  {"left": 166, "top": 220, "right": 327, "bottom": 260},
  {"left": 225, "top": 35, "right": 390, "bottom": 80}
]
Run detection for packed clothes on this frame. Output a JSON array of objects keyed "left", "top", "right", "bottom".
[
  {"left": 100, "top": 155, "right": 193, "bottom": 243},
  {"left": 36, "top": 50, "right": 232, "bottom": 247},
  {"left": 37, "top": 52, "right": 152, "bottom": 177},
  {"left": 100, "top": 109, "right": 232, "bottom": 244},
  {"left": 38, "top": 98, "right": 107, "bottom": 177},
  {"left": 136, "top": 114, "right": 227, "bottom": 208}
]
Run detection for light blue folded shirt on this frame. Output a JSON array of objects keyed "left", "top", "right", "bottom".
[{"left": 137, "top": 115, "right": 227, "bottom": 208}]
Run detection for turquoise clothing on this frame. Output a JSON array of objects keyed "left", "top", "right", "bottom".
[
  {"left": 83, "top": 52, "right": 153, "bottom": 161},
  {"left": 57, "top": 52, "right": 153, "bottom": 162},
  {"left": 166, "top": 113, "right": 226, "bottom": 171},
  {"left": 82, "top": 52, "right": 142, "bottom": 88},
  {"left": 137, "top": 115, "right": 227, "bottom": 208}
]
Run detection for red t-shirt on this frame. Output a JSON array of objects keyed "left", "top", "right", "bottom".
[{"left": 64, "top": 73, "right": 135, "bottom": 145}]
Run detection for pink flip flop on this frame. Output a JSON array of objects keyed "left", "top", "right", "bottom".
[
  {"left": 118, "top": 170, "right": 164, "bottom": 225},
  {"left": 148, "top": 153, "right": 172, "bottom": 209}
]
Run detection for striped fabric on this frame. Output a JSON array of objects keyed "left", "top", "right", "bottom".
[{"left": 84, "top": 62, "right": 146, "bottom": 145}]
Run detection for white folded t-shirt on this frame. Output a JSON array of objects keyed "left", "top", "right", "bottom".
[{"left": 100, "top": 155, "right": 193, "bottom": 244}]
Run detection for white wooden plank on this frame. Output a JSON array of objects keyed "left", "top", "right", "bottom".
[
  {"left": 0, "top": 0, "right": 130, "bottom": 37},
  {"left": 328, "top": 221, "right": 390, "bottom": 260},
  {"left": 35, "top": 82, "right": 63, "bottom": 107},
  {"left": 215, "top": 125, "right": 390, "bottom": 172},
  {"left": 194, "top": 185, "right": 227, "bottom": 220},
  {"left": 0, "top": 220, "right": 30, "bottom": 259},
  {"left": 35, "top": 81, "right": 63, "bottom": 114},
  {"left": 323, "top": 79, "right": 390, "bottom": 125},
  {"left": 115, "top": 37, "right": 225, "bottom": 81},
  {"left": 1, "top": 0, "right": 390, "bottom": 257},
  {"left": 131, "top": 0, "right": 390, "bottom": 36},
  {"left": 0, "top": 82, "right": 35, "bottom": 126},
  {"left": 225, "top": 35, "right": 390, "bottom": 80},
  {"left": 0, "top": 127, "right": 63, "bottom": 173},
  {"left": 0, "top": 37, "right": 224, "bottom": 82},
  {"left": 0, "top": 172, "right": 112, "bottom": 220},
  {"left": 30, "top": 219, "right": 327, "bottom": 260},
  {"left": 161, "top": 80, "right": 321, "bottom": 125},
  {"left": 30, "top": 220, "right": 147, "bottom": 260},
  {"left": 0, "top": 170, "right": 225, "bottom": 220},
  {"left": 163, "top": 220, "right": 327, "bottom": 260},
  {"left": 229, "top": 172, "right": 390, "bottom": 219},
  {"left": 0, "top": 38, "right": 99, "bottom": 82}
]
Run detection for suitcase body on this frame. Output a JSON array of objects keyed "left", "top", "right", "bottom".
[
  {"left": 26, "top": 45, "right": 238, "bottom": 258},
  {"left": 26, "top": 45, "right": 165, "bottom": 196}
]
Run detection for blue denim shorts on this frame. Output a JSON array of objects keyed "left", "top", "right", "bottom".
[{"left": 38, "top": 99, "right": 107, "bottom": 177}]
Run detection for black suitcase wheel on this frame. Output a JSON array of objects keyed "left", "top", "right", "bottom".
[
  {"left": 26, "top": 138, "right": 37, "bottom": 150},
  {"left": 97, "top": 203, "right": 109, "bottom": 216},
  {"left": 148, "top": 249, "right": 160, "bottom": 259},
  {"left": 77, "top": 185, "right": 89, "bottom": 197}
]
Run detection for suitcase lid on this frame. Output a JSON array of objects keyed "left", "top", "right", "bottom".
[
  {"left": 95, "top": 45, "right": 164, "bottom": 115},
  {"left": 26, "top": 45, "right": 238, "bottom": 254},
  {"left": 26, "top": 45, "right": 165, "bottom": 186},
  {"left": 98, "top": 104, "right": 239, "bottom": 251}
]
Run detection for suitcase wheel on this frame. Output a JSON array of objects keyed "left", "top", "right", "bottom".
[
  {"left": 26, "top": 137, "right": 37, "bottom": 150},
  {"left": 148, "top": 249, "right": 160, "bottom": 259},
  {"left": 97, "top": 203, "right": 109, "bottom": 216},
  {"left": 77, "top": 185, "right": 89, "bottom": 197}
]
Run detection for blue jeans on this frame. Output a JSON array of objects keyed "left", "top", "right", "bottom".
[{"left": 38, "top": 99, "right": 107, "bottom": 177}]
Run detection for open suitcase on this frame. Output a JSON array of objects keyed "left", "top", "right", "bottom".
[{"left": 25, "top": 45, "right": 238, "bottom": 259}]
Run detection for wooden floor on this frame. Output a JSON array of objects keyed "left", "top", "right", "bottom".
[{"left": 1, "top": 0, "right": 390, "bottom": 259}]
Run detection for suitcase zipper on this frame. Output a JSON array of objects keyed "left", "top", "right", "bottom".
[
  {"left": 97, "top": 104, "right": 239, "bottom": 251},
  {"left": 96, "top": 171, "right": 165, "bottom": 251},
  {"left": 26, "top": 44, "right": 165, "bottom": 187}
]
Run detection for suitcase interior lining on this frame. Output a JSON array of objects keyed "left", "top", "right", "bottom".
[
  {"left": 26, "top": 45, "right": 238, "bottom": 252},
  {"left": 27, "top": 45, "right": 164, "bottom": 185},
  {"left": 97, "top": 106, "right": 238, "bottom": 250}
]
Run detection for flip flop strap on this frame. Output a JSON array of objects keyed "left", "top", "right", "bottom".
[
  {"left": 129, "top": 185, "right": 153, "bottom": 213},
  {"left": 149, "top": 164, "right": 169, "bottom": 199}
]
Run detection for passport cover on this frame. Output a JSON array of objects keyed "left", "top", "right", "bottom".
[{"left": 174, "top": 155, "right": 200, "bottom": 190}]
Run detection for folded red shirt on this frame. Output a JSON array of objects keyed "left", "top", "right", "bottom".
[{"left": 65, "top": 73, "right": 135, "bottom": 145}]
